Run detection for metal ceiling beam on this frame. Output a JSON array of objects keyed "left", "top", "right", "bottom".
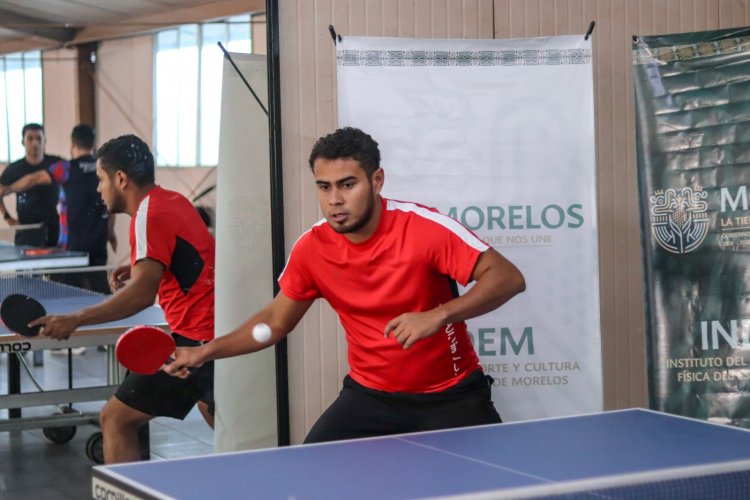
[
  {"left": 73, "top": 0, "right": 262, "bottom": 44},
  {"left": 0, "top": 7, "right": 76, "bottom": 43}
]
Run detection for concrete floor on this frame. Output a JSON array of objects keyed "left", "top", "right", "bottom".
[{"left": 0, "top": 347, "right": 213, "bottom": 499}]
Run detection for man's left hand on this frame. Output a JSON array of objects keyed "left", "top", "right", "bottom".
[{"left": 384, "top": 310, "right": 444, "bottom": 350}]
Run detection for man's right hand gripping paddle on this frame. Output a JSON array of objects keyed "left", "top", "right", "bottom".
[{"left": 116, "top": 325, "right": 175, "bottom": 375}]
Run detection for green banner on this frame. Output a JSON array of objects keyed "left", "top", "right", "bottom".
[{"left": 633, "top": 27, "right": 750, "bottom": 427}]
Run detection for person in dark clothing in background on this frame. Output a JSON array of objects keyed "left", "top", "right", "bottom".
[
  {"left": 0, "top": 123, "right": 63, "bottom": 247},
  {"left": 1, "top": 125, "right": 118, "bottom": 355},
  {"left": 0, "top": 124, "right": 117, "bottom": 293}
]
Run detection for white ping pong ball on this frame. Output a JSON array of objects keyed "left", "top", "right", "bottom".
[{"left": 252, "top": 322, "right": 272, "bottom": 343}]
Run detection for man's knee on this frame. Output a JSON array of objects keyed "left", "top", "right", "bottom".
[{"left": 100, "top": 396, "right": 151, "bottom": 432}]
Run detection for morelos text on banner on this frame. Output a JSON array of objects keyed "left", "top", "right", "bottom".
[
  {"left": 336, "top": 35, "right": 602, "bottom": 421},
  {"left": 633, "top": 27, "right": 750, "bottom": 428}
]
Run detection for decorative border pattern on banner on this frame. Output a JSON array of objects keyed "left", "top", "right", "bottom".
[
  {"left": 337, "top": 49, "right": 591, "bottom": 67},
  {"left": 632, "top": 36, "right": 750, "bottom": 65}
]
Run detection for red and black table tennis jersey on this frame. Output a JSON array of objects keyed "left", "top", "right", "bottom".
[{"left": 130, "top": 186, "right": 215, "bottom": 342}]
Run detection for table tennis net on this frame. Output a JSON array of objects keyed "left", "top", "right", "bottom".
[
  {"left": 530, "top": 463, "right": 750, "bottom": 499},
  {"left": 0, "top": 274, "right": 105, "bottom": 301}
]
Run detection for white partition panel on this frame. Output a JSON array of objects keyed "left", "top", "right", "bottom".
[
  {"left": 214, "top": 52, "right": 277, "bottom": 452},
  {"left": 337, "top": 35, "right": 602, "bottom": 422}
]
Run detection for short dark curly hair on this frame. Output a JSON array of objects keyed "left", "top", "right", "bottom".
[
  {"left": 308, "top": 127, "right": 381, "bottom": 177},
  {"left": 96, "top": 134, "right": 155, "bottom": 186},
  {"left": 22, "top": 123, "right": 44, "bottom": 138}
]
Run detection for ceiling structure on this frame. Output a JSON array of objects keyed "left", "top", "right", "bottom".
[{"left": 0, "top": 0, "right": 264, "bottom": 54}]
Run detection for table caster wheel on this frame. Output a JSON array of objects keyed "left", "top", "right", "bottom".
[{"left": 86, "top": 431, "right": 104, "bottom": 464}]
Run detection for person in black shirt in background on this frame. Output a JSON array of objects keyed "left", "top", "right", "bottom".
[
  {"left": 0, "top": 123, "right": 63, "bottom": 247},
  {"left": 1, "top": 124, "right": 117, "bottom": 292},
  {"left": 1, "top": 124, "right": 117, "bottom": 355},
  {"left": 54, "top": 124, "right": 117, "bottom": 293}
]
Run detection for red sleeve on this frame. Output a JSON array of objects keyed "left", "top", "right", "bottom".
[
  {"left": 422, "top": 214, "right": 489, "bottom": 286},
  {"left": 129, "top": 219, "right": 136, "bottom": 265},
  {"left": 278, "top": 233, "right": 321, "bottom": 301}
]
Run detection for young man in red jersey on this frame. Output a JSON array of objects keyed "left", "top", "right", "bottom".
[
  {"left": 30, "top": 135, "right": 215, "bottom": 462},
  {"left": 166, "top": 127, "right": 525, "bottom": 443}
]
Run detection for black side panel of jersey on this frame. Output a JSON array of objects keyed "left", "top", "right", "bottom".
[
  {"left": 449, "top": 278, "right": 460, "bottom": 299},
  {"left": 169, "top": 236, "right": 205, "bottom": 294}
]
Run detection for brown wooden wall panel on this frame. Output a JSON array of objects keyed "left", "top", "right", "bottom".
[{"left": 279, "top": 0, "right": 750, "bottom": 443}]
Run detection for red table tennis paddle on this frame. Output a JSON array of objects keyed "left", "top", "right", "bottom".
[
  {"left": 0, "top": 294, "right": 46, "bottom": 337},
  {"left": 22, "top": 248, "right": 55, "bottom": 256},
  {"left": 115, "top": 326, "right": 175, "bottom": 375}
]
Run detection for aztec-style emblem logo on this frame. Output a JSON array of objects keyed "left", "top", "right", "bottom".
[{"left": 649, "top": 187, "right": 709, "bottom": 254}]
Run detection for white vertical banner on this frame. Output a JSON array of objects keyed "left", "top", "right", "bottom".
[
  {"left": 337, "top": 36, "right": 602, "bottom": 421},
  {"left": 215, "top": 53, "right": 277, "bottom": 450}
]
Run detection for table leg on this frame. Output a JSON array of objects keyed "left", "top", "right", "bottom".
[
  {"left": 138, "top": 423, "right": 150, "bottom": 460},
  {"left": 8, "top": 353, "right": 21, "bottom": 418}
]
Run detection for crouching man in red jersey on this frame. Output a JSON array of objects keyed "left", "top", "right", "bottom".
[
  {"left": 166, "top": 127, "right": 524, "bottom": 443},
  {"left": 32, "top": 135, "right": 215, "bottom": 461}
]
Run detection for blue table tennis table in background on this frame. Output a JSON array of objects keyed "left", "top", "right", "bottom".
[
  {"left": 92, "top": 409, "right": 750, "bottom": 499},
  {"left": 0, "top": 240, "right": 88, "bottom": 272},
  {"left": 1, "top": 274, "right": 167, "bottom": 461}
]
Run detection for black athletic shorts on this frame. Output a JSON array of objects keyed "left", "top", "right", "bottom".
[
  {"left": 304, "top": 369, "right": 501, "bottom": 444},
  {"left": 114, "top": 333, "right": 214, "bottom": 420}
]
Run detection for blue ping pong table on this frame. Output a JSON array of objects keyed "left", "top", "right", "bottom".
[
  {"left": 0, "top": 241, "right": 88, "bottom": 272},
  {"left": 1, "top": 275, "right": 167, "bottom": 443},
  {"left": 92, "top": 409, "right": 750, "bottom": 499}
]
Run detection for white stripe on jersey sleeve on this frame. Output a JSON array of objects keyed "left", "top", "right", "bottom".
[
  {"left": 277, "top": 217, "right": 328, "bottom": 281},
  {"left": 134, "top": 195, "right": 151, "bottom": 261},
  {"left": 387, "top": 199, "right": 489, "bottom": 251}
]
